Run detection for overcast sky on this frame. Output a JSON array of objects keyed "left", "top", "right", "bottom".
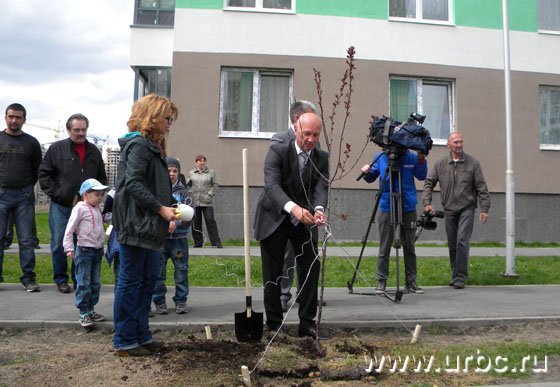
[{"left": 0, "top": 0, "right": 134, "bottom": 145}]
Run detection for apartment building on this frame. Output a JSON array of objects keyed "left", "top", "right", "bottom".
[{"left": 129, "top": 0, "right": 560, "bottom": 241}]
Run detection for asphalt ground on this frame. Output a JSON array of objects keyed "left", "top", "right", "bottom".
[{"left": 0, "top": 245, "right": 558, "bottom": 330}]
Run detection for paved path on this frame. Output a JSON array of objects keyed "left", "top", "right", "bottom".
[
  {"left": 1, "top": 283, "right": 559, "bottom": 330},
  {"left": 1, "top": 244, "right": 558, "bottom": 330},
  {"left": 9, "top": 244, "right": 560, "bottom": 258}
]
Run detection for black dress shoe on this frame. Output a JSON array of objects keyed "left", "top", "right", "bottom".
[
  {"left": 193, "top": 244, "right": 203, "bottom": 248},
  {"left": 298, "top": 326, "right": 318, "bottom": 339},
  {"left": 269, "top": 326, "right": 290, "bottom": 337},
  {"left": 57, "top": 282, "right": 71, "bottom": 293},
  {"left": 214, "top": 243, "right": 223, "bottom": 248}
]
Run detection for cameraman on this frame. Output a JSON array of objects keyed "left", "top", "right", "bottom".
[
  {"left": 361, "top": 148, "right": 427, "bottom": 294},
  {"left": 422, "top": 132, "right": 490, "bottom": 290}
]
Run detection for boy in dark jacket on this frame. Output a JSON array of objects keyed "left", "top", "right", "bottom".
[{"left": 152, "top": 156, "right": 192, "bottom": 314}]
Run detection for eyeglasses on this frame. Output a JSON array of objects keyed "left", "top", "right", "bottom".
[{"left": 165, "top": 116, "right": 175, "bottom": 124}]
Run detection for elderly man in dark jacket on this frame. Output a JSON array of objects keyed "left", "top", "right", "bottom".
[
  {"left": 253, "top": 112, "right": 329, "bottom": 340},
  {"left": 39, "top": 113, "right": 106, "bottom": 294}
]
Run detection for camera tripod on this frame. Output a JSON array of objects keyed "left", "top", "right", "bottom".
[{"left": 348, "top": 150, "right": 408, "bottom": 303}]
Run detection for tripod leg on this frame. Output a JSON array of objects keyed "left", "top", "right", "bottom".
[{"left": 347, "top": 166, "right": 391, "bottom": 293}]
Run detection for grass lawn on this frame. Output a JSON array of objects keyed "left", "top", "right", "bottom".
[
  {"left": 2, "top": 253, "right": 559, "bottom": 287},
  {"left": 6, "top": 212, "right": 557, "bottom": 286}
]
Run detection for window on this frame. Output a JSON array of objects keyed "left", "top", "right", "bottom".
[
  {"left": 389, "top": 0, "right": 450, "bottom": 23},
  {"left": 219, "top": 68, "right": 292, "bottom": 137},
  {"left": 538, "top": 0, "right": 560, "bottom": 33},
  {"left": 133, "top": 67, "right": 172, "bottom": 100},
  {"left": 135, "top": 0, "right": 175, "bottom": 26},
  {"left": 224, "top": 0, "right": 294, "bottom": 13},
  {"left": 540, "top": 86, "right": 560, "bottom": 148},
  {"left": 389, "top": 77, "right": 454, "bottom": 142}
]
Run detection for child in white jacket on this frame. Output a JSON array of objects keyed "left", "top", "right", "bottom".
[{"left": 63, "top": 178, "right": 108, "bottom": 327}]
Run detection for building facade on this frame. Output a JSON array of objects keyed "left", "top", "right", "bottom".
[{"left": 130, "top": 0, "right": 560, "bottom": 241}]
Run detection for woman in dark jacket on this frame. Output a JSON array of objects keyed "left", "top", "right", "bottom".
[{"left": 112, "top": 94, "right": 178, "bottom": 356}]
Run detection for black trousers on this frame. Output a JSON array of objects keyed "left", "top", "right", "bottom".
[
  {"left": 260, "top": 216, "right": 320, "bottom": 329},
  {"left": 192, "top": 206, "right": 221, "bottom": 246}
]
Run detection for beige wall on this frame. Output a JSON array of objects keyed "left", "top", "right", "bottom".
[{"left": 168, "top": 52, "right": 560, "bottom": 194}]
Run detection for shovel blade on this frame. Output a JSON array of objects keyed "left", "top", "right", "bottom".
[{"left": 235, "top": 309, "right": 263, "bottom": 342}]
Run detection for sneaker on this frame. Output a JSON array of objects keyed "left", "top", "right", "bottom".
[
  {"left": 89, "top": 311, "right": 105, "bottom": 322},
  {"left": 405, "top": 283, "right": 425, "bottom": 294},
  {"left": 22, "top": 279, "right": 40, "bottom": 292},
  {"left": 116, "top": 346, "right": 151, "bottom": 357},
  {"left": 79, "top": 314, "right": 94, "bottom": 327},
  {"left": 374, "top": 280, "right": 386, "bottom": 294},
  {"left": 175, "top": 303, "right": 189, "bottom": 314},
  {"left": 155, "top": 303, "right": 168, "bottom": 315}
]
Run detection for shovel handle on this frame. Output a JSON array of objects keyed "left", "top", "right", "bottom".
[{"left": 242, "top": 149, "right": 252, "bottom": 298}]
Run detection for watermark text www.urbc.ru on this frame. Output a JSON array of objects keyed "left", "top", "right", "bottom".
[{"left": 365, "top": 350, "right": 548, "bottom": 374}]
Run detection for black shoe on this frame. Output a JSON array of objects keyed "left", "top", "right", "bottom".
[
  {"left": 298, "top": 325, "right": 329, "bottom": 340},
  {"left": 453, "top": 280, "right": 465, "bottom": 289},
  {"left": 142, "top": 341, "right": 164, "bottom": 352},
  {"left": 448, "top": 280, "right": 455, "bottom": 286},
  {"left": 193, "top": 244, "right": 203, "bottom": 248},
  {"left": 116, "top": 347, "right": 152, "bottom": 357},
  {"left": 269, "top": 325, "right": 290, "bottom": 337},
  {"left": 281, "top": 299, "right": 289, "bottom": 313},
  {"left": 405, "top": 283, "right": 425, "bottom": 294},
  {"left": 57, "top": 282, "right": 72, "bottom": 293},
  {"left": 33, "top": 241, "right": 41, "bottom": 249},
  {"left": 214, "top": 243, "right": 223, "bottom": 248},
  {"left": 317, "top": 299, "right": 327, "bottom": 306}
]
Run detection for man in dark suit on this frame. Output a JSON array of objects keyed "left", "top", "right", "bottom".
[
  {"left": 271, "top": 100, "right": 317, "bottom": 312},
  {"left": 254, "top": 112, "right": 329, "bottom": 339}
]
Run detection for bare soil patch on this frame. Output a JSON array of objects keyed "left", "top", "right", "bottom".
[{"left": 0, "top": 321, "right": 559, "bottom": 386}]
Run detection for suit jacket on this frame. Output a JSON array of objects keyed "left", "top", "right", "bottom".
[{"left": 253, "top": 138, "right": 329, "bottom": 241}]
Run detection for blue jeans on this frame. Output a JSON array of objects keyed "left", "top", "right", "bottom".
[
  {"left": 49, "top": 202, "right": 76, "bottom": 285},
  {"left": 113, "top": 244, "right": 160, "bottom": 351},
  {"left": 152, "top": 238, "right": 189, "bottom": 306},
  {"left": 0, "top": 186, "right": 37, "bottom": 284},
  {"left": 74, "top": 246, "right": 103, "bottom": 315}
]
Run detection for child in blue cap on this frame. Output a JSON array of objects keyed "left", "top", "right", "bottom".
[{"left": 63, "top": 178, "right": 108, "bottom": 327}]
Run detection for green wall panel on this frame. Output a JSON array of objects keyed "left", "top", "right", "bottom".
[
  {"left": 455, "top": 0, "right": 536, "bottom": 31},
  {"left": 176, "top": 0, "right": 222, "bottom": 9},
  {"left": 297, "top": 0, "right": 387, "bottom": 19},
  {"left": 176, "top": 0, "right": 538, "bottom": 31}
]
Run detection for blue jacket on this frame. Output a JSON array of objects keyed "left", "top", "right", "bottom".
[
  {"left": 363, "top": 150, "right": 427, "bottom": 213},
  {"left": 169, "top": 180, "right": 192, "bottom": 239}
]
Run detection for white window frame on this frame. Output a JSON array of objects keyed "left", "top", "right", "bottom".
[
  {"left": 388, "top": 0, "right": 454, "bottom": 26},
  {"left": 219, "top": 68, "right": 294, "bottom": 138},
  {"left": 537, "top": 0, "right": 560, "bottom": 35},
  {"left": 539, "top": 85, "right": 560, "bottom": 150},
  {"left": 389, "top": 76, "right": 455, "bottom": 145},
  {"left": 223, "top": 0, "right": 295, "bottom": 14}
]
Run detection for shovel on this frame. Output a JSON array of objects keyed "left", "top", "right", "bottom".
[{"left": 235, "top": 148, "right": 263, "bottom": 342}]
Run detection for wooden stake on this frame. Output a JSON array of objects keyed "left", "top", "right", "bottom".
[
  {"left": 410, "top": 324, "right": 422, "bottom": 344},
  {"left": 241, "top": 365, "right": 251, "bottom": 386},
  {"left": 205, "top": 325, "right": 213, "bottom": 340}
]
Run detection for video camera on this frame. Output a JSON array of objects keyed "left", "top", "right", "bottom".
[
  {"left": 368, "top": 113, "right": 433, "bottom": 155},
  {"left": 417, "top": 210, "right": 445, "bottom": 230}
]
